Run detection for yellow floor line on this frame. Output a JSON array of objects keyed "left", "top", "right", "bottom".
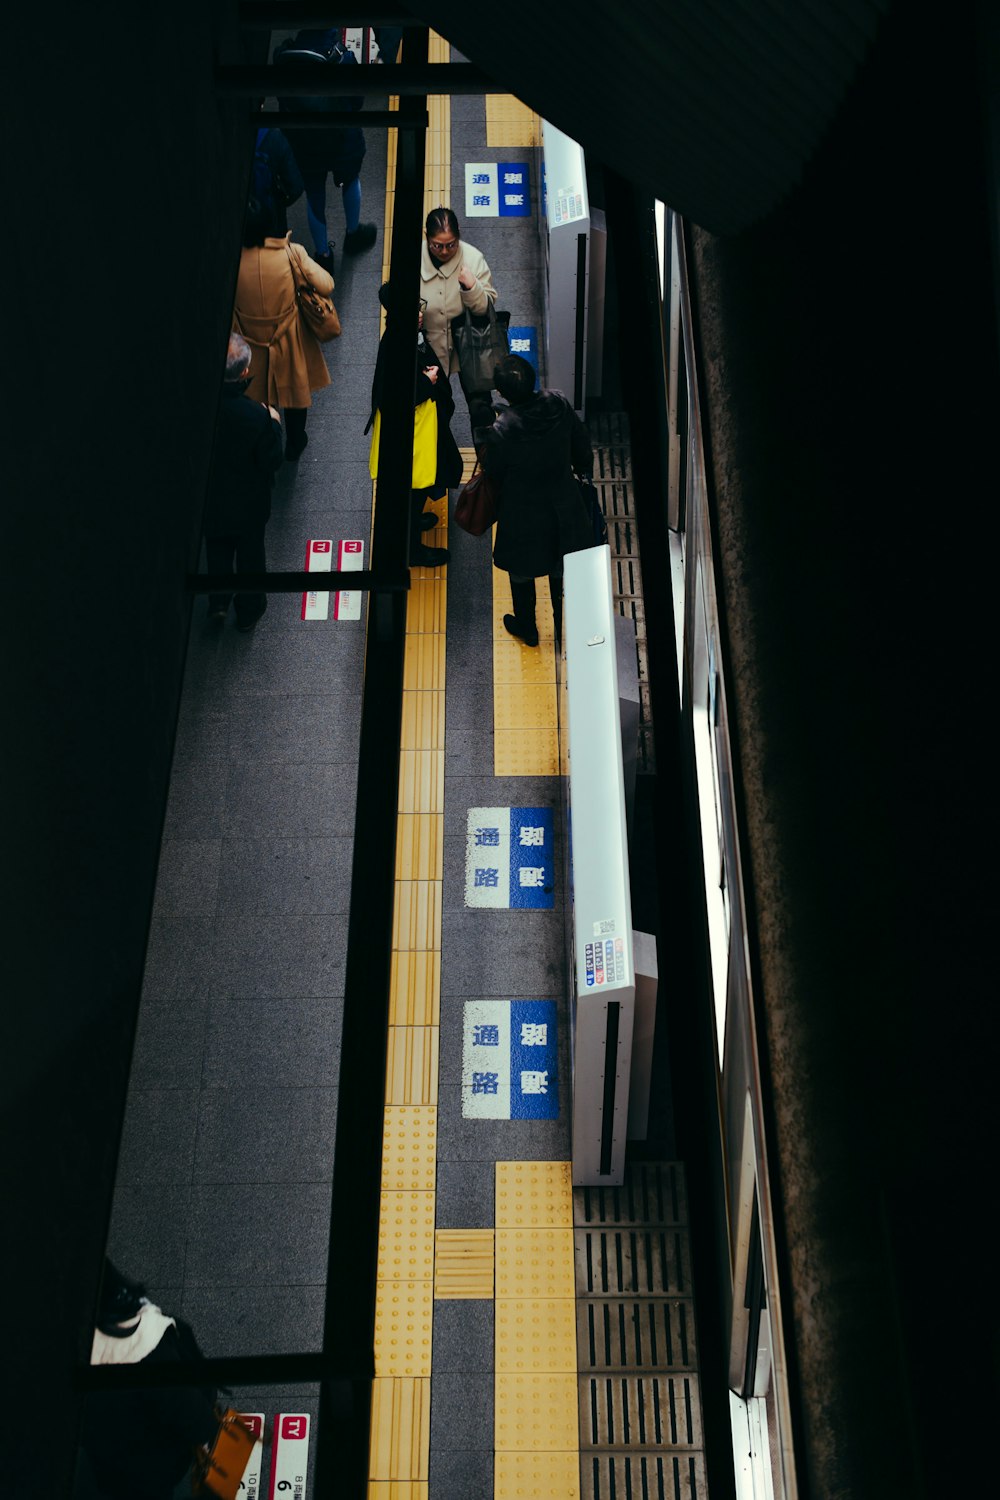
[
  {"left": 485, "top": 95, "right": 541, "bottom": 149},
  {"left": 494, "top": 1163, "right": 581, "bottom": 1499},
  {"left": 491, "top": 513, "right": 560, "bottom": 770},
  {"left": 370, "top": 35, "right": 451, "bottom": 1490}
]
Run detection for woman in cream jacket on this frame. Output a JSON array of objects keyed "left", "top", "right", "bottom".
[{"left": 419, "top": 205, "right": 497, "bottom": 434}]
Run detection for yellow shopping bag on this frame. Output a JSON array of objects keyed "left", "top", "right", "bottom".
[{"left": 369, "top": 399, "right": 438, "bottom": 489}]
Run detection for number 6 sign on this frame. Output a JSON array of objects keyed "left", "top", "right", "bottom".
[{"left": 267, "top": 1412, "right": 310, "bottom": 1498}]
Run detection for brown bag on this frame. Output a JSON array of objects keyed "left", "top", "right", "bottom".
[
  {"left": 454, "top": 456, "right": 500, "bottom": 536},
  {"left": 192, "top": 1408, "right": 258, "bottom": 1500},
  {"left": 286, "top": 244, "right": 341, "bottom": 342}
]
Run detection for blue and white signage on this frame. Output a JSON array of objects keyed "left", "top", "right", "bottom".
[
  {"left": 498, "top": 162, "right": 531, "bottom": 217},
  {"left": 507, "top": 326, "right": 538, "bottom": 380},
  {"left": 465, "top": 162, "right": 499, "bottom": 217},
  {"left": 465, "top": 161, "right": 532, "bottom": 218},
  {"left": 462, "top": 1000, "right": 559, "bottom": 1118},
  {"left": 465, "top": 807, "right": 554, "bottom": 909}
]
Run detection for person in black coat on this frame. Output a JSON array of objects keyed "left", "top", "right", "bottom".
[
  {"left": 204, "top": 333, "right": 284, "bottom": 631},
  {"left": 251, "top": 122, "right": 304, "bottom": 236},
  {"left": 368, "top": 282, "right": 463, "bottom": 568},
  {"left": 483, "top": 354, "right": 593, "bottom": 646},
  {"left": 275, "top": 28, "right": 377, "bottom": 274},
  {"left": 80, "top": 1260, "right": 219, "bottom": 1500}
]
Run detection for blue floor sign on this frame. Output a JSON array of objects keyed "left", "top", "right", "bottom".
[
  {"left": 465, "top": 806, "right": 555, "bottom": 909},
  {"left": 462, "top": 1000, "right": 559, "bottom": 1118}
]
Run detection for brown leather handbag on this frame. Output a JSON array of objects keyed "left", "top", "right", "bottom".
[
  {"left": 286, "top": 244, "right": 341, "bottom": 342},
  {"left": 192, "top": 1408, "right": 259, "bottom": 1499},
  {"left": 454, "top": 455, "right": 500, "bottom": 536}
]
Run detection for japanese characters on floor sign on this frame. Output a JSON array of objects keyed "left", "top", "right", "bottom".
[
  {"left": 465, "top": 807, "right": 555, "bottom": 908},
  {"left": 333, "top": 539, "right": 364, "bottom": 620},
  {"left": 268, "top": 1413, "right": 309, "bottom": 1500},
  {"left": 464, "top": 161, "right": 532, "bottom": 217},
  {"left": 238, "top": 1415, "right": 264, "bottom": 1499},
  {"left": 462, "top": 999, "right": 559, "bottom": 1118},
  {"left": 301, "top": 540, "right": 332, "bottom": 621}
]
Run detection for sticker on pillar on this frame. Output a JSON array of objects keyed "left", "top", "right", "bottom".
[
  {"left": 465, "top": 162, "right": 499, "bottom": 216},
  {"left": 238, "top": 1414, "right": 264, "bottom": 1499},
  {"left": 462, "top": 999, "right": 559, "bottom": 1118},
  {"left": 507, "top": 327, "right": 538, "bottom": 380},
  {"left": 465, "top": 807, "right": 554, "bottom": 908},
  {"left": 334, "top": 539, "right": 364, "bottom": 621},
  {"left": 268, "top": 1413, "right": 309, "bottom": 1499},
  {"left": 302, "top": 539, "right": 332, "bottom": 621},
  {"left": 498, "top": 162, "right": 531, "bottom": 217}
]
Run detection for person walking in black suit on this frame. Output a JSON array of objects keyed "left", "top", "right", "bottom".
[{"left": 204, "top": 333, "right": 284, "bottom": 631}]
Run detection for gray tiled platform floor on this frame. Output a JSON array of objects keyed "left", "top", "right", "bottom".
[{"left": 97, "top": 69, "right": 571, "bottom": 1500}]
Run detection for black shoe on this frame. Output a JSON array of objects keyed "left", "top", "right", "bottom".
[
  {"left": 419, "top": 513, "right": 437, "bottom": 532},
  {"left": 410, "top": 544, "right": 449, "bottom": 568},
  {"left": 314, "top": 247, "right": 336, "bottom": 277},
  {"left": 503, "top": 613, "right": 539, "bottom": 647},
  {"left": 285, "top": 432, "right": 308, "bottom": 461},
  {"left": 343, "top": 223, "right": 377, "bottom": 254}
]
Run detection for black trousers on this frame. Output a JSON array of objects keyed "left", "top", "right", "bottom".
[
  {"left": 206, "top": 528, "right": 267, "bottom": 625},
  {"left": 509, "top": 573, "right": 563, "bottom": 641}
]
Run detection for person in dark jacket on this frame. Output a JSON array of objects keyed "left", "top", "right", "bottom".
[
  {"left": 251, "top": 122, "right": 304, "bottom": 236},
  {"left": 275, "top": 28, "right": 377, "bottom": 275},
  {"left": 204, "top": 333, "right": 284, "bottom": 631},
  {"left": 368, "top": 282, "right": 463, "bottom": 568},
  {"left": 484, "top": 354, "right": 594, "bottom": 646},
  {"left": 80, "top": 1259, "right": 219, "bottom": 1500}
]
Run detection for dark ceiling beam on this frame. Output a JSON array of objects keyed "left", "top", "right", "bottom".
[
  {"left": 238, "top": 4, "right": 415, "bottom": 24},
  {"left": 259, "top": 108, "right": 428, "bottom": 127},
  {"left": 216, "top": 61, "right": 497, "bottom": 94}
]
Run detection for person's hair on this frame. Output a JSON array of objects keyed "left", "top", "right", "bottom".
[
  {"left": 425, "top": 205, "right": 459, "bottom": 241},
  {"left": 226, "top": 333, "right": 253, "bottom": 381},
  {"left": 494, "top": 354, "right": 537, "bottom": 405},
  {"left": 96, "top": 1259, "right": 146, "bottom": 1336}
]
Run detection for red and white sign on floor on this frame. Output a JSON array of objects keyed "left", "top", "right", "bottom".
[
  {"left": 301, "top": 540, "right": 332, "bottom": 621},
  {"left": 333, "top": 539, "right": 364, "bottom": 621},
  {"left": 268, "top": 1412, "right": 310, "bottom": 1499},
  {"left": 238, "top": 1414, "right": 265, "bottom": 1499}
]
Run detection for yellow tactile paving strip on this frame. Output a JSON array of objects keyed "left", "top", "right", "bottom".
[
  {"left": 486, "top": 95, "right": 542, "bottom": 149},
  {"left": 370, "top": 37, "right": 452, "bottom": 1488},
  {"left": 493, "top": 561, "right": 561, "bottom": 774},
  {"left": 495, "top": 1164, "right": 580, "bottom": 1496},
  {"left": 434, "top": 1228, "right": 495, "bottom": 1298},
  {"left": 371, "top": 48, "right": 579, "bottom": 1500}
]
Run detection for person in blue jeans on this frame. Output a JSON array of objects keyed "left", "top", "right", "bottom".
[{"left": 275, "top": 27, "right": 377, "bottom": 276}]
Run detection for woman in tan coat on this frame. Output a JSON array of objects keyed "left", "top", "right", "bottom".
[
  {"left": 419, "top": 205, "right": 497, "bottom": 437},
  {"left": 233, "top": 204, "right": 334, "bottom": 460}
]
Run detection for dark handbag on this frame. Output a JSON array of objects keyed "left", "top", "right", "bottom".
[
  {"left": 454, "top": 456, "right": 500, "bottom": 536},
  {"left": 286, "top": 245, "right": 341, "bottom": 342},
  {"left": 577, "top": 476, "right": 608, "bottom": 545},
  {"left": 450, "top": 304, "right": 510, "bottom": 393}
]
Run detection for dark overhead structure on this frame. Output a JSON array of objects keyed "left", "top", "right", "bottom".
[{"left": 4, "top": 3, "right": 996, "bottom": 1496}]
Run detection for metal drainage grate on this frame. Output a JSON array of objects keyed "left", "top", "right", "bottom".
[
  {"left": 576, "top": 1163, "right": 688, "bottom": 1227},
  {"left": 590, "top": 411, "right": 655, "bottom": 774},
  {"left": 577, "top": 1298, "right": 697, "bottom": 1373},
  {"left": 576, "top": 1227, "right": 693, "bottom": 1298},
  {"left": 582, "top": 1451, "right": 710, "bottom": 1500},
  {"left": 574, "top": 1163, "right": 708, "bottom": 1497},
  {"left": 582, "top": 1374, "right": 704, "bottom": 1449}
]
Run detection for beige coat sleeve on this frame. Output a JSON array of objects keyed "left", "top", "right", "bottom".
[
  {"left": 458, "top": 244, "right": 497, "bottom": 315},
  {"left": 290, "top": 241, "right": 335, "bottom": 295}
]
